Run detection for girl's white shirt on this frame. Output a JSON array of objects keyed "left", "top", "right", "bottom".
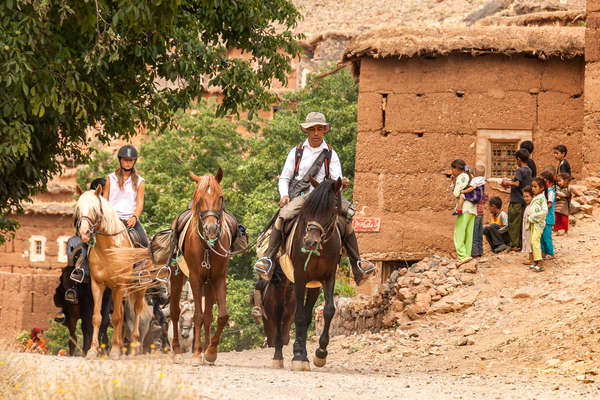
[{"left": 107, "top": 172, "right": 144, "bottom": 220}]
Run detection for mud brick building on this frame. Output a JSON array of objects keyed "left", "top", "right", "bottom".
[
  {"left": 0, "top": 190, "right": 75, "bottom": 338},
  {"left": 344, "top": 26, "right": 589, "bottom": 294}
]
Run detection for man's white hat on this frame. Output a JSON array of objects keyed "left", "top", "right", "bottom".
[{"left": 300, "top": 112, "right": 330, "bottom": 131}]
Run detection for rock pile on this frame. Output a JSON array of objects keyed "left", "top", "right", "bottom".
[
  {"left": 318, "top": 255, "right": 482, "bottom": 337},
  {"left": 568, "top": 176, "right": 600, "bottom": 218}
]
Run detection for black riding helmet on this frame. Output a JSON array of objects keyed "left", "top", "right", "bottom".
[{"left": 117, "top": 145, "right": 138, "bottom": 160}]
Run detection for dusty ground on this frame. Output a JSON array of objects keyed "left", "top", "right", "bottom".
[{"left": 3, "top": 214, "right": 600, "bottom": 399}]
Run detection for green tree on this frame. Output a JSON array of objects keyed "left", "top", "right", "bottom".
[{"left": 0, "top": 0, "right": 302, "bottom": 244}]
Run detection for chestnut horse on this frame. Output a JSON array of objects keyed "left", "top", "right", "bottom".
[
  {"left": 289, "top": 177, "right": 343, "bottom": 371},
  {"left": 75, "top": 187, "right": 160, "bottom": 358},
  {"left": 169, "top": 168, "right": 233, "bottom": 364}
]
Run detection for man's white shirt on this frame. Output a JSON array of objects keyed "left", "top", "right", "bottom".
[{"left": 278, "top": 139, "right": 343, "bottom": 198}]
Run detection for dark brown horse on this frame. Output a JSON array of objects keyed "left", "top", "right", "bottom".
[
  {"left": 289, "top": 177, "right": 343, "bottom": 371},
  {"left": 169, "top": 168, "right": 233, "bottom": 364},
  {"left": 53, "top": 266, "right": 112, "bottom": 356},
  {"left": 259, "top": 265, "right": 296, "bottom": 369}
]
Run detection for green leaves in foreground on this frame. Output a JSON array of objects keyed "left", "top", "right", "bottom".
[{"left": 0, "top": 0, "right": 302, "bottom": 244}]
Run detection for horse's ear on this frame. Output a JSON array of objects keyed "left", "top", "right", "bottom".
[
  {"left": 94, "top": 185, "right": 102, "bottom": 197},
  {"left": 310, "top": 176, "right": 319, "bottom": 188},
  {"left": 189, "top": 171, "right": 201, "bottom": 183},
  {"left": 215, "top": 168, "right": 223, "bottom": 183},
  {"left": 76, "top": 185, "right": 83, "bottom": 196},
  {"left": 333, "top": 177, "right": 342, "bottom": 193}
]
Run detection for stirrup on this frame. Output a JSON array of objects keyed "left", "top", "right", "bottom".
[
  {"left": 154, "top": 265, "right": 171, "bottom": 283},
  {"left": 70, "top": 267, "right": 85, "bottom": 284},
  {"left": 64, "top": 288, "right": 78, "bottom": 304},
  {"left": 254, "top": 257, "right": 273, "bottom": 275},
  {"left": 357, "top": 259, "right": 376, "bottom": 274}
]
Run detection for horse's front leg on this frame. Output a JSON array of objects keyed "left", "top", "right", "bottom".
[
  {"left": 86, "top": 279, "right": 105, "bottom": 359},
  {"left": 314, "top": 270, "right": 336, "bottom": 368},
  {"left": 169, "top": 271, "right": 185, "bottom": 361},
  {"left": 202, "top": 286, "right": 215, "bottom": 354},
  {"left": 205, "top": 277, "right": 228, "bottom": 364},
  {"left": 291, "top": 280, "right": 309, "bottom": 371},
  {"left": 130, "top": 290, "right": 146, "bottom": 356},
  {"left": 110, "top": 288, "right": 125, "bottom": 359},
  {"left": 188, "top": 271, "right": 205, "bottom": 364}
]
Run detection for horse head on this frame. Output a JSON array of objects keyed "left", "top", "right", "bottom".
[
  {"left": 190, "top": 168, "right": 224, "bottom": 243},
  {"left": 179, "top": 303, "right": 195, "bottom": 339},
  {"left": 301, "top": 178, "right": 342, "bottom": 252},
  {"left": 75, "top": 186, "right": 104, "bottom": 244}
]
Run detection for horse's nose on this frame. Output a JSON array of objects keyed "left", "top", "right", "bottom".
[
  {"left": 181, "top": 331, "right": 189, "bottom": 339},
  {"left": 303, "top": 236, "right": 317, "bottom": 250},
  {"left": 205, "top": 223, "right": 219, "bottom": 239}
]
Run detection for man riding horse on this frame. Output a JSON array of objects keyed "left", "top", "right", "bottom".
[{"left": 253, "top": 112, "right": 375, "bottom": 313}]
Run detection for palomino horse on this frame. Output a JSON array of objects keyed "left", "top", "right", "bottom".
[
  {"left": 75, "top": 186, "right": 160, "bottom": 357},
  {"left": 260, "top": 268, "right": 296, "bottom": 369},
  {"left": 169, "top": 168, "right": 233, "bottom": 364},
  {"left": 288, "top": 177, "right": 343, "bottom": 371}
]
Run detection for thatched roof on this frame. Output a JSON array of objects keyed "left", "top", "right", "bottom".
[
  {"left": 477, "top": 10, "right": 586, "bottom": 27},
  {"left": 342, "top": 26, "right": 584, "bottom": 64}
]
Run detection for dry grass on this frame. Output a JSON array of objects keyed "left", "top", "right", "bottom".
[{"left": 0, "top": 352, "right": 208, "bottom": 400}]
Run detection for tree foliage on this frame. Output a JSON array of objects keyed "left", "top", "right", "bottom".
[{"left": 0, "top": 0, "right": 302, "bottom": 243}]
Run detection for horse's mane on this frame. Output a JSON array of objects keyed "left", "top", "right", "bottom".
[
  {"left": 75, "top": 191, "right": 123, "bottom": 234},
  {"left": 192, "top": 175, "right": 223, "bottom": 209},
  {"left": 300, "top": 179, "right": 340, "bottom": 220}
]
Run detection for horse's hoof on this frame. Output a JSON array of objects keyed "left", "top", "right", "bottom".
[
  {"left": 191, "top": 354, "right": 203, "bottom": 367},
  {"left": 110, "top": 351, "right": 120, "bottom": 360},
  {"left": 86, "top": 350, "right": 97, "bottom": 360},
  {"left": 272, "top": 359, "right": 284, "bottom": 369},
  {"left": 204, "top": 349, "right": 217, "bottom": 364},
  {"left": 291, "top": 360, "right": 310, "bottom": 372},
  {"left": 173, "top": 354, "right": 184, "bottom": 364},
  {"left": 313, "top": 356, "right": 326, "bottom": 368}
]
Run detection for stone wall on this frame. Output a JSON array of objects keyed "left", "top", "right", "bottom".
[
  {"left": 317, "top": 255, "right": 479, "bottom": 336},
  {"left": 353, "top": 54, "right": 584, "bottom": 260}
]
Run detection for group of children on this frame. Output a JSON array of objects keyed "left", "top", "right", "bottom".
[{"left": 451, "top": 142, "right": 572, "bottom": 272}]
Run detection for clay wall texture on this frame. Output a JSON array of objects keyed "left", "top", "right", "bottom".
[
  {"left": 0, "top": 271, "right": 60, "bottom": 339},
  {"left": 354, "top": 54, "right": 584, "bottom": 260},
  {"left": 586, "top": 1, "right": 600, "bottom": 175},
  {"left": 0, "top": 214, "right": 70, "bottom": 339}
]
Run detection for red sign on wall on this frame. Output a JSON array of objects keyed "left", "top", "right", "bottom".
[{"left": 353, "top": 217, "right": 381, "bottom": 233}]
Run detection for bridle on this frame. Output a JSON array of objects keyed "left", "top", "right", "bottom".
[
  {"left": 302, "top": 191, "right": 340, "bottom": 258},
  {"left": 195, "top": 196, "right": 224, "bottom": 248},
  {"left": 76, "top": 195, "right": 126, "bottom": 246}
]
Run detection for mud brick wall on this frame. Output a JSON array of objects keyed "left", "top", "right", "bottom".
[
  {"left": 0, "top": 271, "right": 60, "bottom": 340},
  {"left": 0, "top": 213, "right": 70, "bottom": 340},
  {"left": 0, "top": 214, "right": 73, "bottom": 274},
  {"left": 353, "top": 54, "right": 584, "bottom": 259},
  {"left": 586, "top": 0, "right": 600, "bottom": 175}
]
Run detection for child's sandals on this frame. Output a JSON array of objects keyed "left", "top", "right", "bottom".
[{"left": 533, "top": 265, "right": 545, "bottom": 272}]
